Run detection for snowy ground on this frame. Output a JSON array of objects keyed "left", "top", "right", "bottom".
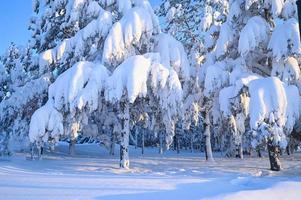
[{"left": 0, "top": 143, "right": 301, "bottom": 200}]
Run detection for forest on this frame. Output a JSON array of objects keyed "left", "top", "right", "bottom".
[{"left": 0, "top": 0, "right": 301, "bottom": 174}]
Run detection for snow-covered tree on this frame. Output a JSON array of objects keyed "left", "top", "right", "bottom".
[
  {"left": 28, "top": 0, "right": 188, "bottom": 169},
  {"left": 205, "top": 0, "right": 301, "bottom": 169}
]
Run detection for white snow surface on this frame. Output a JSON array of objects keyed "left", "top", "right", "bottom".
[{"left": 0, "top": 143, "right": 301, "bottom": 200}]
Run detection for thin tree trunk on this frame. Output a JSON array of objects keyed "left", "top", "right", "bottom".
[
  {"left": 204, "top": 112, "right": 213, "bottom": 161},
  {"left": 159, "top": 131, "right": 164, "bottom": 154},
  {"left": 257, "top": 149, "right": 262, "bottom": 158},
  {"left": 176, "top": 134, "right": 180, "bottom": 154},
  {"left": 110, "top": 130, "right": 115, "bottom": 156},
  {"left": 190, "top": 132, "right": 194, "bottom": 153},
  {"left": 69, "top": 139, "right": 76, "bottom": 156},
  {"left": 286, "top": 145, "right": 290, "bottom": 156},
  {"left": 69, "top": 122, "right": 79, "bottom": 156},
  {"left": 236, "top": 144, "right": 243, "bottom": 159},
  {"left": 267, "top": 139, "right": 281, "bottom": 171},
  {"left": 119, "top": 101, "right": 130, "bottom": 169},
  {"left": 135, "top": 127, "right": 138, "bottom": 149},
  {"left": 142, "top": 128, "right": 145, "bottom": 155}
]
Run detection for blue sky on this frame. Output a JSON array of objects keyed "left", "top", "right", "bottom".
[
  {"left": 0, "top": 0, "right": 32, "bottom": 54},
  {"left": 0, "top": 0, "right": 161, "bottom": 55}
]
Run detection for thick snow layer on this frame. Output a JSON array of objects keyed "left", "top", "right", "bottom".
[
  {"left": 204, "top": 61, "right": 229, "bottom": 97},
  {"left": 102, "top": 6, "right": 158, "bottom": 66},
  {"left": 215, "top": 23, "right": 233, "bottom": 58},
  {"left": 154, "top": 33, "right": 190, "bottom": 81},
  {"left": 248, "top": 77, "right": 298, "bottom": 131},
  {"left": 49, "top": 61, "right": 109, "bottom": 113},
  {"left": 105, "top": 55, "right": 152, "bottom": 103},
  {"left": 238, "top": 16, "right": 269, "bottom": 57},
  {"left": 0, "top": 143, "right": 301, "bottom": 200},
  {"left": 268, "top": 18, "right": 301, "bottom": 61},
  {"left": 29, "top": 102, "right": 63, "bottom": 143}
]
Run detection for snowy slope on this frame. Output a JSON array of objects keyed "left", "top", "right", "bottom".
[{"left": 0, "top": 143, "right": 301, "bottom": 200}]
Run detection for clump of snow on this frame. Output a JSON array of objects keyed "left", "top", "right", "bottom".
[
  {"left": 154, "top": 33, "right": 190, "bottom": 81},
  {"left": 200, "top": 6, "right": 213, "bottom": 32},
  {"left": 48, "top": 61, "right": 109, "bottom": 114},
  {"left": 264, "top": 0, "right": 285, "bottom": 17},
  {"left": 282, "top": 0, "right": 297, "bottom": 19},
  {"left": 215, "top": 23, "right": 233, "bottom": 58},
  {"left": 102, "top": 6, "right": 158, "bottom": 66},
  {"left": 204, "top": 61, "right": 229, "bottom": 97},
  {"left": 272, "top": 57, "right": 300, "bottom": 83},
  {"left": 268, "top": 18, "right": 301, "bottom": 61},
  {"left": 248, "top": 77, "right": 287, "bottom": 130},
  {"left": 105, "top": 55, "right": 152, "bottom": 103},
  {"left": 29, "top": 102, "right": 63, "bottom": 144},
  {"left": 238, "top": 16, "right": 269, "bottom": 57}
]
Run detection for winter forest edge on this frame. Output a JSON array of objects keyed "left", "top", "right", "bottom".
[{"left": 1, "top": 0, "right": 301, "bottom": 177}]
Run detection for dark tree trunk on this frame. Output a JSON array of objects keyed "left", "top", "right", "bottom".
[
  {"left": 176, "top": 134, "right": 180, "bottom": 154},
  {"left": 267, "top": 139, "right": 281, "bottom": 171},
  {"left": 257, "top": 149, "right": 262, "bottom": 158},
  {"left": 236, "top": 144, "right": 243, "bottom": 159},
  {"left": 286, "top": 145, "right": 291, "bottom": 156}
]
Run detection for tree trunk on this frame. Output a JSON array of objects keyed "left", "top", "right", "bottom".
[
  {"left": 286, "top": 146, "right": 290, "bottom": 156},
  {"left": 110, "top": 131, "right": 115, "bottom": 156},
  {"left": 119, "top": 101, "right": 130, "bottom": 169},
  {"left": 257, "top": 149, "right": 262, "bottom": 158},
  {"left": 69, "top": 139, "right": 76, "bottom": 156},
  {"left": 176, "top": 134, "right": 180, "bottom": 154},
  {"left": 69, "top": 122, "right": 79, "bottom": 156},
  {"left": 141, "top": 128, "right": 145, "bottom": 155},
  {"left": 267, "top": 139, "right": 281, "bottom": 171},
  {"left": 135, "top": 127, "right": 138, "bottom": 149},
  {"left": 159, "top": 131, "right": 164, "bottom": 154},
  {"left": 190, "top": 132, "right": 194, "bottom": 153},
  {"left": 204, "top": 112, "right": 213, "bottom": 161},
  {"left": 236, "top": 144, "right": 243, "bottom": 159}
]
